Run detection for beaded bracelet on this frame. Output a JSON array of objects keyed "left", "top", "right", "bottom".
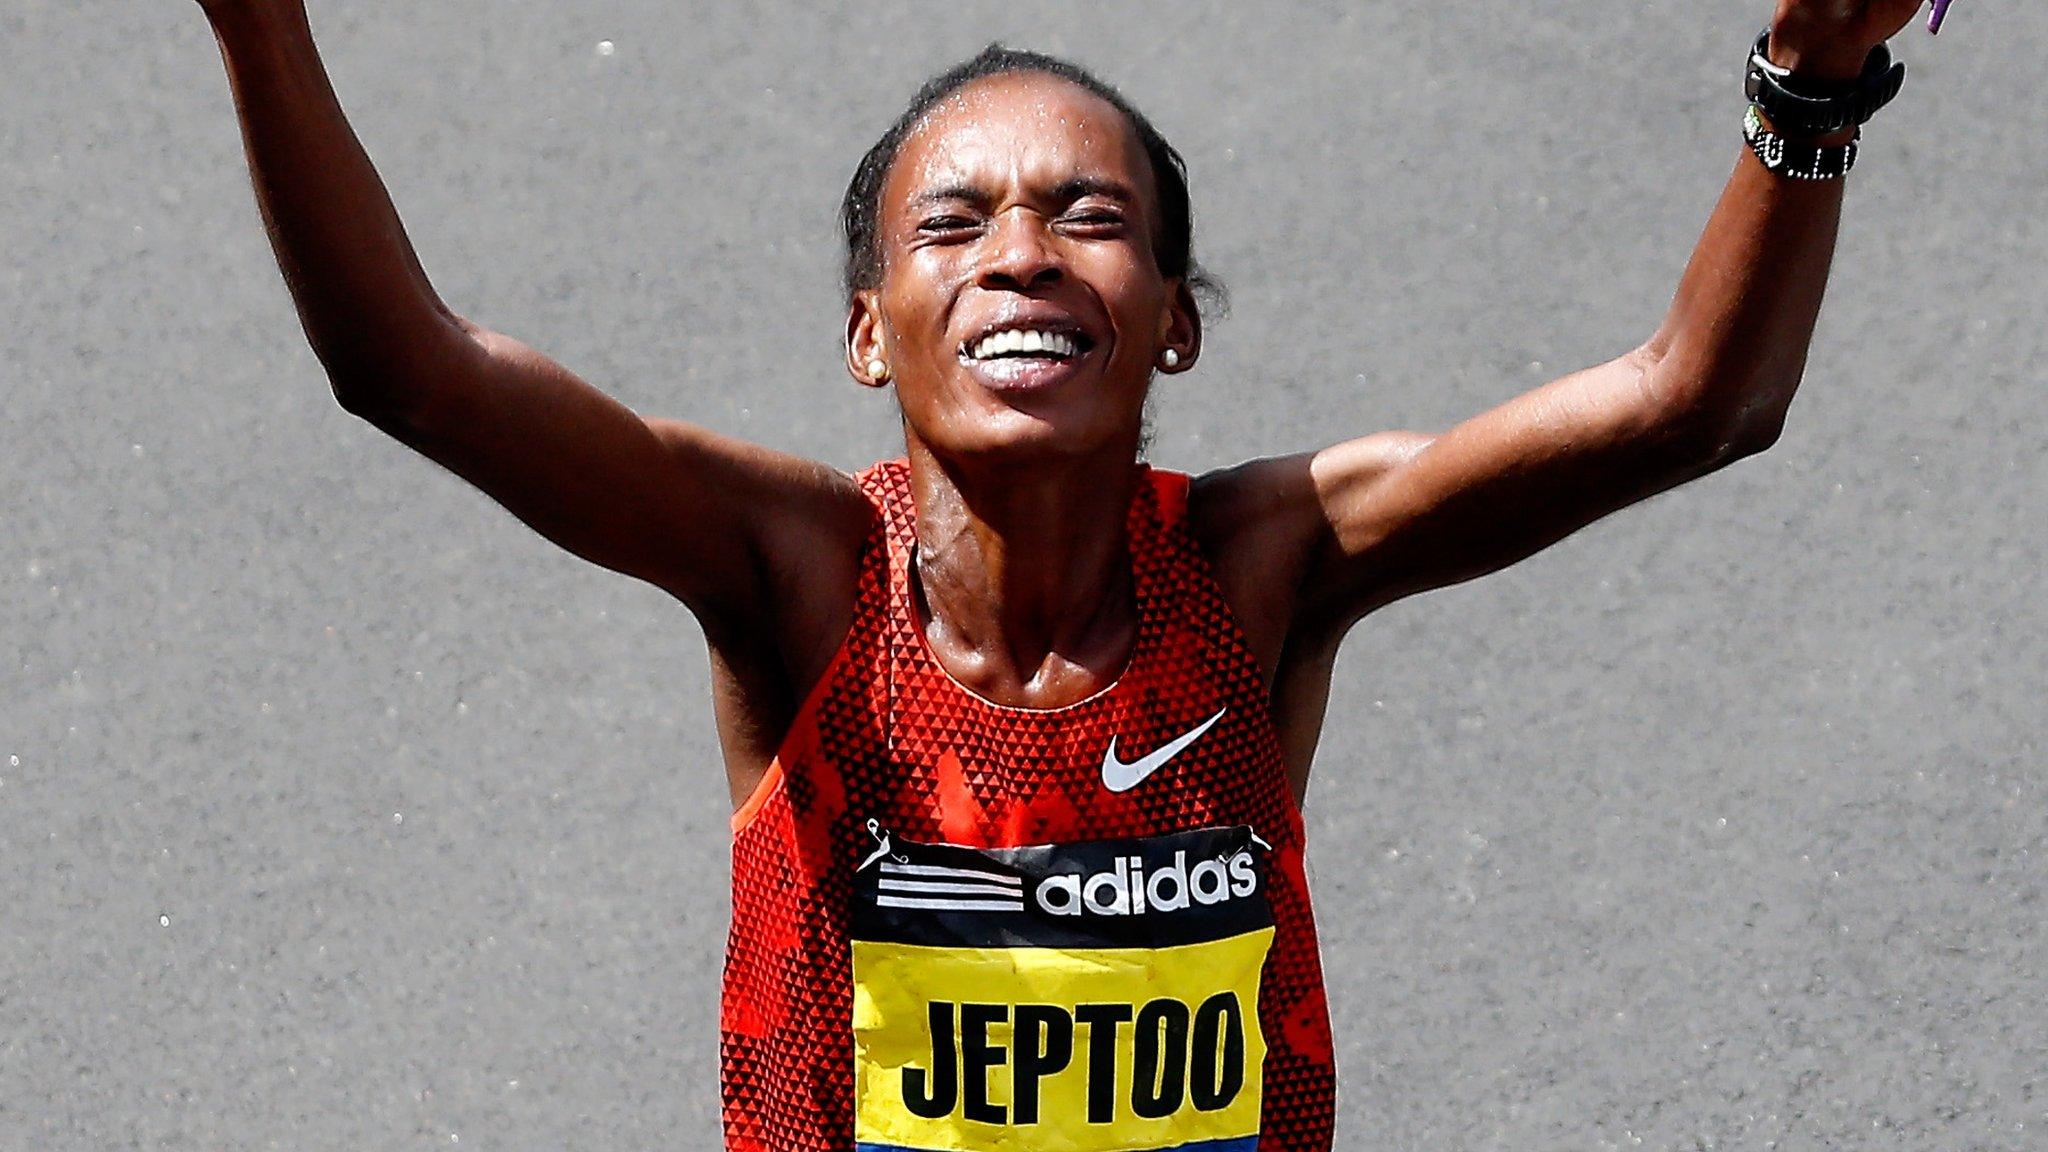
[{"left": 1743, "top": 105, "right": 1860, "bottom": 180}]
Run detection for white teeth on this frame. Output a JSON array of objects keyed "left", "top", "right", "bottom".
[{"left": 966, "top": 327, "right": 1080, "bottom": 360}]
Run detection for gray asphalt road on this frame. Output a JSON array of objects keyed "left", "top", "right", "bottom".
[{"left": 5, "top": 2, "right": 2042, "bottom": 1148}]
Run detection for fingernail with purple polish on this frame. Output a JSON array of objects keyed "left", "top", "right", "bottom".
[{"left": 1929, "top": 0, "right": 1953, "bottom": 34}]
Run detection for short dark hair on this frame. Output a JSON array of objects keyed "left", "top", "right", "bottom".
[{"left": 839, "top": 45, "right": 1223, "bottom": 313}]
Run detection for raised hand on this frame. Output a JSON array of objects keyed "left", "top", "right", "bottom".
[
  {"left": 194, "top": 0, "right": 302, "bottom": 12},
  {"left": 193, "top": 0, "right": 308, "bottom": 32},
  {"left": 1769, "top": 0, "right": 1949, "bottom": 75}
]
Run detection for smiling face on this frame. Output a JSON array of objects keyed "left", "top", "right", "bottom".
[{"left": 847, "top": 71, "right": 1200, "bottom": 467}]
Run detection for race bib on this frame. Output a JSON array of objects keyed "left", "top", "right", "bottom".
[{"left": 850, "top": 821, "right": 1272, "bottom": 1152}]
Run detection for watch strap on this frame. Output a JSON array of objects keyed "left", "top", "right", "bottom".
[{"left": 1744, "top": 28, "right": 1905, "bottom": 138}]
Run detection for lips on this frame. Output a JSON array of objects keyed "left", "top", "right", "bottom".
[
  {"left": 957, "top": 322, "right": 1096, "bottom": 364},
  {"left": 951, "top": 308, "right": 1103, "bottom": 398}
]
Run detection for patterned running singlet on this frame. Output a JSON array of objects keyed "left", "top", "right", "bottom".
[{"left": 721, "top": 459, "right": 1337, "bottom": 1151}]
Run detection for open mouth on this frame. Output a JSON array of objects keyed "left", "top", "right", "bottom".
[{"left": 956, "top": 325, "right": 1097, "bottom": 365}]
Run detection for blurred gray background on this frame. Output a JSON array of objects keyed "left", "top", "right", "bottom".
[{"left": 4, "top": 1, "right": 2041, "bottom": 1148}]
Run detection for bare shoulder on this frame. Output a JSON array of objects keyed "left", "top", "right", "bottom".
[
  {"left": 643, "top": 419, "right": 875, "bottom": 557},
  {"left": 655, "top": 427, "right": 876, "bottom": 677},
  {"left": 1181, "top": 451, "right": 1319, "bottom": 678},
  {"left": 684, "top": 445, "right": 878, "bottom": 810},
  {"left": 743, "top": 446, "right": 878, "bottom": 615},
  {"left": 1185, "top": 433, "right": 1436, "bottom": 669}
]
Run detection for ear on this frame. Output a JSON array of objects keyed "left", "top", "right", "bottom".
[
  {"left": 845, "top": 290, "right": 891, "bottom": 388},
  {"left": 1155, "top": 279, "right": 1203, "bottom": 374}
]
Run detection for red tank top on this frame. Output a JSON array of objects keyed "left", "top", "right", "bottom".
[{"left": 721, "top": 459, "right": 1336, "bottom": 1151}]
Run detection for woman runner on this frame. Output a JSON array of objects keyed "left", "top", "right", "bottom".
[{"left": 191, "top": 1, "right": 1952, "bottom": 1147}]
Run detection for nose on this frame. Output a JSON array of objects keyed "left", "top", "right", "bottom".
[{"left": 976, "top": 208, "right": 1063, "bottom": 291}]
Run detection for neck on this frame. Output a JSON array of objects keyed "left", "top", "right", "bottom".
[{"left": 905, "top": 439, "right": 1142, "bottom": 702}]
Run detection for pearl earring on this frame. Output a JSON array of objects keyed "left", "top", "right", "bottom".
[
  {"left": 1160, "top": 349, "right": 1182, "bottom": 370},
  {"left": 867, "top": 359, "right": 890, "bottom": 382}
]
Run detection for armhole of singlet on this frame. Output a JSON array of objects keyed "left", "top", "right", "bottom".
[
  {"left": 731, "top": 468, "right": 890, "bottom": 838},
  {"left": 729, "top": 630, "right": 855, "bottom": 836},
  {"left": 729, "top": 761, "right": 782, "bottom": 836},
  {"left": 1157, "top": 465, "right": 1314, "bottom": 820},
  {"left": 1153, "top": 465, "right": 1287, "bottom": 700}
]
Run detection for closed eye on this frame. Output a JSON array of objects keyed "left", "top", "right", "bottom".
[
  {"left": 1058, "top": 209, "right": 1126, "bottom": 233},
  {"left": 918, "top": 215, "right": 982, "bottom": 235}
]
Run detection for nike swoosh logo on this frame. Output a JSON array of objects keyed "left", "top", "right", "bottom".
[{"left": 1100, "top": 708, "right": 1228, "bottom": 793}]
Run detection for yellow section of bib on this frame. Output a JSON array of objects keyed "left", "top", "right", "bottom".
[{"left": 852, "top": 929, "right": 1273, "bottom": 1151}]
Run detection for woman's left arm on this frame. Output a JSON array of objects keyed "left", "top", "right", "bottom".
[
  {"left": 1636, "top": 0, "right": 1931, "bottom": 444},
  {"left": 1281, "top": 0, "right": 1945, "bottom": 629}
]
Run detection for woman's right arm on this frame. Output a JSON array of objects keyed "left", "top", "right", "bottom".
[{"left": 195, "top": 1, "right": 860, "bottom": 624}]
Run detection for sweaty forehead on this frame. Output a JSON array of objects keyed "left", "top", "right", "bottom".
[{"left": 885, "top": 72, "right": 1155, "bottom": 212}]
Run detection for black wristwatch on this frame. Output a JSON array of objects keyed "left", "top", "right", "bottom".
[{"left": 1744, "top": 28, "right": 1906, "bottom": 138}]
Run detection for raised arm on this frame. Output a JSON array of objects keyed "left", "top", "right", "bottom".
[
  {"left": 193, "top": 1, "right": 865, "bottom": 626},
  {"left": 1232, "top": 1, "right": 1936, "bottom": 636}
]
